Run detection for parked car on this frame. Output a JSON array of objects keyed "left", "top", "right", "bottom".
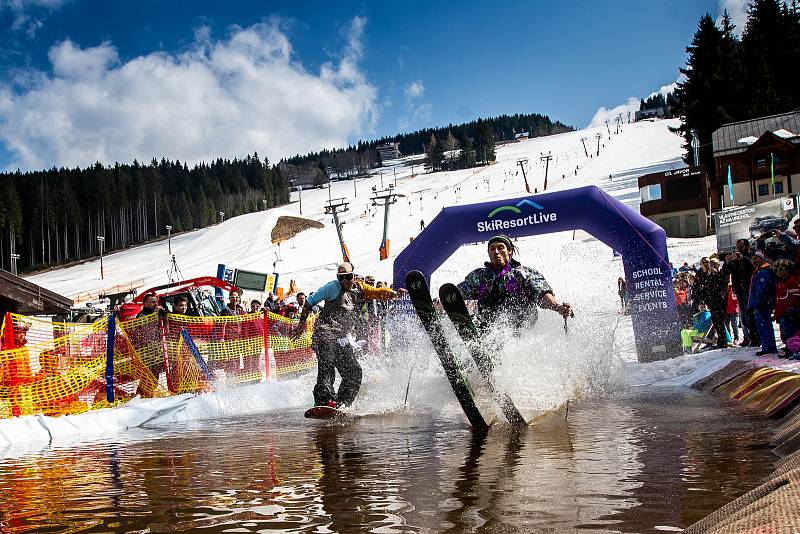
[{"left": 749, "top": 215, "right": 790, "bottom": 239}]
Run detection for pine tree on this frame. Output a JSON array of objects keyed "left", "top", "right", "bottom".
[
  {"left": 459, "top": 133, "right": 476, "bottom": 168},
  {"left": 741, "top": 0, "right": 789, "bottom": 116},
  {"left": 672, "top": 14, "right": 731, "bottom": 176},
  {"left": 424, "top": 134, "right": 444, "bottom": 171}
]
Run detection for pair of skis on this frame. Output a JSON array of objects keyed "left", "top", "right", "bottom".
[{"left": 405, "top": 270, "right": 526, "bottom": 429}]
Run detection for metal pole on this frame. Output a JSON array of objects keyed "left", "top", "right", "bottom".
[
  {"left": 299, "top": 187, "right": 303, "bottom": 215},
  {"left": 541, "top": 152, "right": 552, "bottom": 191},
  {"left": 331, "top": 210, "right": 349, "bottom": 263},
  {"left": 97, "top": 236, "right": 105, "bottom": 280},
  {"left": 393, "top": 168, "right": 397, "bottom": 187},
  {"left": 166, "top": 225, "right": 172, "bottom": 255}
]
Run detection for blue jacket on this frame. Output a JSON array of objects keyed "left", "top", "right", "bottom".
[
  {"left": 692, "top": 310, "right": 712, "bottom": 332},
  {"left": 748, "top": 264, "right": 776, "bottom": 311}
]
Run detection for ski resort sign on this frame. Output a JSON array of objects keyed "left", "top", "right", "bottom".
[
  {"left": 476, "top": 199, "right": 558, "bottom": 232},
  {"left": 394, "top": 185, "right": 682, "bottom": 362}
]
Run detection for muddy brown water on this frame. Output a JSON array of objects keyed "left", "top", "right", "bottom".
[{"left": 0, "top": 387, "right": 777, "bottom": 533}]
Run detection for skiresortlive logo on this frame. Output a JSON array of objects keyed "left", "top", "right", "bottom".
[{"left": 476, "top": 199, "right": 557, "bottom": 232}]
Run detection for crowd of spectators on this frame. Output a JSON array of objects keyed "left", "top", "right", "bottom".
[{"left": 670, "top": 219, "right": 800, "bottom": 359}]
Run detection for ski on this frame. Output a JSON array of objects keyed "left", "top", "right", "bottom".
[
  {"left": 438, "top": 282, "right": 527, "bottom": 426},
  {"left": 405, "top": 270, "right": 489, "bottom": 430}
]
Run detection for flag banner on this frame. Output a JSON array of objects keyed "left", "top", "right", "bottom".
[{"left": 727, "top": 165, "right": 734, "bottom": 202}]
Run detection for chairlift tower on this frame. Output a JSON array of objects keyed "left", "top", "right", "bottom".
[
  {"left": 580, "top": 137, "right": 589, "bottom": 157},
  {"left": 371, "top": 185, "right": 399, "bottom": 261},
  {"left": 540, "top": 152, "right": 553, "bottom": 191},
  {"left": 595, "top": 132, "right": 603, "bottom": 156},
  {"left": 516, "top": 158, "right": 531, "bottom": 193},
  {"left": 325, "top": 198, "right": 351, "bottom": 263}
]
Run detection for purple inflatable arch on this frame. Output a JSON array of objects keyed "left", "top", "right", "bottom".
[{"left": 393, "top": 185, "right": 681, "bottom": 362}]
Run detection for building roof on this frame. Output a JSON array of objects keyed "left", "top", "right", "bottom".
[
  {"left": 712, "top": 111, "right": 800, "bottom": 157},
  {"left": 0, "top": 270, "right": 73, "bottom": 315}
]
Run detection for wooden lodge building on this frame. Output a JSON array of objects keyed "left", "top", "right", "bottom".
[
  {"left": 711, "top": 111, "right": 800, "bottom": 207},
  {"left": 638, "top": 111, "right": 800, "bottom": 238}
]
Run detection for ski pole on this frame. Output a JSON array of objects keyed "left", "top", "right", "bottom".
[
  {"left": 403, "top": 363, "right": 414, "bottom": 407},
  {"left": 564, "top": 310, "right": 575, "bottom": 334}
]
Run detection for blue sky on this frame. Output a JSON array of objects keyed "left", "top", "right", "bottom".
[{"left": 0, "top": 0, "right": 735, "bottom": 171}]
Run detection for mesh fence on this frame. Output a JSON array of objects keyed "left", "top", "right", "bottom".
[{"left": 0, "top": 310, "right": 319, "bottom": 419}]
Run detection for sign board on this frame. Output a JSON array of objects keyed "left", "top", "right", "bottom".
[
  {"left": 713, "top": 196, "right": 799, "bottom": 252},
  {"left": 265, "top": 273, "right": 279, "bottom": 294},
  {"left": 233, "top": 269, "right": 270, "bottom": 292}
]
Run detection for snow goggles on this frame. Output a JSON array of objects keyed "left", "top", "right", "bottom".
[{"left": 337, "top": 272, "right": 354, "bottom": 281}]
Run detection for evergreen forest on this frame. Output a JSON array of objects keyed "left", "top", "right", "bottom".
[{"left": 672, "top": 0, "right": 800, "bottom": 177}]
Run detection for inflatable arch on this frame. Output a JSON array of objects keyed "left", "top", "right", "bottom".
[{"left": 393, "top": 185, "right": 681, "bottom": 362}]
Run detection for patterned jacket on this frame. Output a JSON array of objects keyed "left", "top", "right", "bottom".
[{"left": 457, "top": 258, "right": 553, "bottom": 327}]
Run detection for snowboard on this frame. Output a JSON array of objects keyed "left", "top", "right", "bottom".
[
  {"left": 438, "top": 283, "right": 527, "bottom": 426},
  {"left": 405, "top": 270, "right": 489, "bottom": 430},
  {"left": 304, "top": 405, "right": 359, "bottom": 421}
]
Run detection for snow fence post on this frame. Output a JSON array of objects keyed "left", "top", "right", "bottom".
[{"left": 105, "top": 314, "right": 116, "bottom": 403}]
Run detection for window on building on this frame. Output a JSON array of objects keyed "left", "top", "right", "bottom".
[
  {"left": 774, "top": 182, "right": 784, "bottom": 194},
  {"left": 755, "top": 154, "right": 781, "bottom": 169},
  {"left": 639, "top": 184, "right": 662, "bottom": 203},
  {"left": 758, "top": 184, "right": 770, "bottom": 196}
]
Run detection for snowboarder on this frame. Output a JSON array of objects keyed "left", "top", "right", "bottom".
[
  {"left": 291, "top": 262, "right": 405, "bottom": 409},
  {"left": 457, "top": 235, "right": 572, "bottom": 331}
]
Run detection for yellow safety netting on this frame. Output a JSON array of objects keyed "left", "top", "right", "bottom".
[{"left": 0, "top": 309, "right": 319, "bottom": 419}]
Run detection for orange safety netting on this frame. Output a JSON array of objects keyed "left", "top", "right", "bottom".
[
  {"left": 267, "top": 311, "right": 317, "bottom": 378},
  {"left": 0, "top": 310, "right": 319, "bottom": 419},
  {"left": 0, "top": 313, "right": 111, "bottom": 417}
]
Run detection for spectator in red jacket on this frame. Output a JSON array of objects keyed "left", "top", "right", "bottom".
[
  {"left": 725, "top": 284, "right": 740, "bottom": 344},
  {"left": 773, "top": 259, "right": 800, "bottom": 358}
]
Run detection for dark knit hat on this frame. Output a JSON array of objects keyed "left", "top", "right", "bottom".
[{"left": 487, "top": 234, "right": 514, "bottom": 251}]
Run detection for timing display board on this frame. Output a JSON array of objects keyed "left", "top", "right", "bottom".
[{"left": 233, "top": 269, "right": 270, "bottom": 292}]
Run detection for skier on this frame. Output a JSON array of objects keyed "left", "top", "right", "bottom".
[
  {"left": 457, "top": 235, "right": 572, "bottom": 331},
  {"left": 291, "top": 262, "right": 405, "bottom": 409}
]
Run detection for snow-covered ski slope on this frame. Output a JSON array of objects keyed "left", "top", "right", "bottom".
[
  {"left": 6, "top": 118, "right": 746, "bottom": 452},
  {"left": 28, "top": 119, "right": 688, "bottom": 300}
]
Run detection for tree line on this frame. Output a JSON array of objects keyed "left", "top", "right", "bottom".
[
  {"left": 285, "top": 112, "right": 573, "bottom": 180},
  {"left": 424, "top": 118, "right": 497, "bottom": 172},
  {"left": 672, "top": 0, "right": 800, "bottom": 178},
  {"left": 0, "top": 154, "right": 289, "bottom": 274}
]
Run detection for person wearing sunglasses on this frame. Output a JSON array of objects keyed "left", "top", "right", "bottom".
[
  {"left": 292, "top": 262, "right": 406, "bottom": 409},
  {"left": 773, "top": 259, "right": 800, "bottom": 358}
]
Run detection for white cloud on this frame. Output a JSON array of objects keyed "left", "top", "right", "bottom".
[
  {"left": 1, "top": 0, "right": 71, "bottom": 36},
  {"left": 716, "top": 0, "right": 792, "bottom": 35},
  {"left": 0, "top": 19, "right": 379, "bottom": 170},
  {"left": 586, "top": 77, "right": 684, "bottom": 129},
  {"left": 48, "top": 40, "right": 119, "bottom": 79},
  {"left": 587, "top": 97, "right": 640, "bottom": 129},
  {"left": 398, "top": 79, "right": 430, "bottom": 131},
  {"left": 716, "top": 0, "right": 749, "bottom": 33},
  {"left": 404, "top": 80, "right": 424, "bottom": 99}
]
